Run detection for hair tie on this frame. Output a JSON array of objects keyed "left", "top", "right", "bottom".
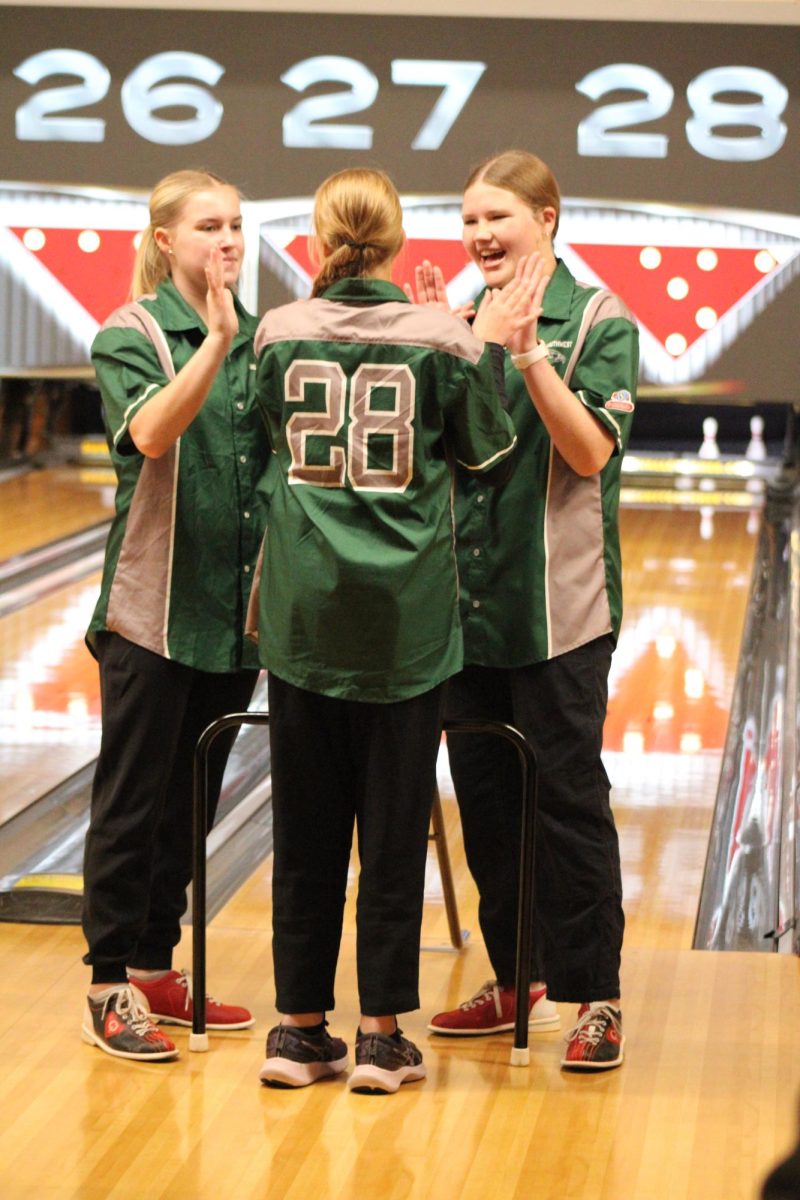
[{"left": 343, "top": 239, "right": 373, "bottom": 251}]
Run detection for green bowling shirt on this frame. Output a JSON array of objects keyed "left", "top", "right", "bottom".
[
  {"left": 456, "top": 259, "right": 639, "bottom": 667},
  {"left": 253, "top": 277, "right": 518, "bottom": 703},
  {"left": 87, "top": 279, "right": 268, "bottom": 672}
]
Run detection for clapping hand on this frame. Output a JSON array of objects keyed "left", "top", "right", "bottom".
[
  {"left": 472, "top": 254, "right": 550, "bottom": 349},
  {"left": 403, "top": 259, "right": 476, "bottom": 322}
]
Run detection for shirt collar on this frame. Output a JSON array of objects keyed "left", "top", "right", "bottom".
[
  {"left": 540, "top": 259, "right": 575, "bottom": 322},
  {"left": 320, "top": 277, "right": 409, "bottom": 305},
  {"left": 152, "top": 278, "right": 257, "bottom": 343}
]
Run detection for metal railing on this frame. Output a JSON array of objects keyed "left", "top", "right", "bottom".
[{"left": 190, "top": 713, "right": 539, "bottom": 1066}]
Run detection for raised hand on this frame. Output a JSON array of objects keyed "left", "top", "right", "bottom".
[
  {"left": 204, "top": 245, "right": 238, "bottom": 347},
  {"left": 403, "top": 259, "right": 475, "bottom": 321},
  {"left": 472, "top": 254, "right": 551, "bottom": 348},
  {"left": 403, "top": 259, "right": 447, "bottom": 307},
  {"left": 504, "top": 253, "right": 550, "bottom": 355}
]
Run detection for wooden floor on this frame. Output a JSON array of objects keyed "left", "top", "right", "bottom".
[
  {"left": 1, "top": 791, "right": 798, "bottom": 1200},
  {"left": 0, "top": 464, "right": 115, "bottom": 561},
  {"left": 0, "top": 466, "right": 114, "bottom": 820},
  {"left": 1, "top": 483, "right": 799, "bottom": 1199}
]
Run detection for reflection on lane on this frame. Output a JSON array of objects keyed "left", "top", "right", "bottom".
[
  {"left": 0, "top": 498, "right": 769, "bottom": 950},
  {"left": 607, "top": 505, "right": 758, "bottom": 950},
  {"left": 0, "top": 576, "right": 102, "bottom": 823}
]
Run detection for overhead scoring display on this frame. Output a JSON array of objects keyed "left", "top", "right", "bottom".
[
  {"left": 2, "top": 8, "right": 797, "bottom": 204},
  {"left": 9, "top": 49, "right": 792, "bottom": 164},
  {"left": 0, "top": 7, "right": 798, "bottom": 396}
]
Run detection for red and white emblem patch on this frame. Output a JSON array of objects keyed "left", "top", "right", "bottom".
[{"left": 606, "top": 390, "right": 634, "bottom": 412}]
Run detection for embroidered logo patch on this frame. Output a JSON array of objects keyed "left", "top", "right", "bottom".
[{"left": 606, "top": 390, "right": 634, "bottom": 412}]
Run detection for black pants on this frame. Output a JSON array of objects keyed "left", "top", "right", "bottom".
[
  {"left": 445, "top": 636, "right": 624, "bottom": 1003},
  {"left": 268, "top": 673, "right": 446, "bottom": 1018},
  {"left": 762, "top": 1095, "right": 800, "bottom": 1199},
  {"left": 82, "top": 632, "right": 258, "bottom": 983}
]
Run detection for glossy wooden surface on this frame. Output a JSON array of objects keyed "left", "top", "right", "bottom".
[
  {"left": 0, "top": 467, "right": 112, "bottom": 821},
  {"left": 0, "top": 465, "right": 114, "bottom": 561},
  {"left": 1, "top": 477, "right": 799, "bottom": 1199},
  {"left": 609, "top": 505, "right": 758, "bottom": 951},
  {"left": 0, "top": 576, "right": 102, "bottom": 821}
]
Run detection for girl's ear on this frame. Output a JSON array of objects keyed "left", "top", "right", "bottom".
[
  {"left": 153, "top": 226, "right": 172, "bottom": 256},
  {"left": 540, "top": 207, "right": 557, "bottom": 238}
]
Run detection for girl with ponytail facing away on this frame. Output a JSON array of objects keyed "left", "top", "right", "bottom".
[{"left": 252, "top": 166, "right": 545, "bottom": 1094}]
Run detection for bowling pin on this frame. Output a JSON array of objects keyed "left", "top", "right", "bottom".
[
  {"left": 698, "top": 416, "right": 720, "bottom": 460},
  {"left": 746, "top": 415, "right": 767, "bottom": 462}
]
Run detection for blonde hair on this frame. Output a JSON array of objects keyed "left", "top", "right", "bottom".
[
  {"left": 310, "top": 168, "right": 404, "bottom": 298},
  {"left": 464, "top": 150, "right": 561, "bottom": 238},
  {"left": 131, "top": 169, "right": 236, "bottom": 299}
]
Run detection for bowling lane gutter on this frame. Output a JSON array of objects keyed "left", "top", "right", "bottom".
[
  {"left": 693, "top": 464, "right": 800, "bottom": 955},
  {"left": 0, "top": 521, "right": 110, "bottom": 619},
  {"left": 0, "top": 675, "right": 273, "bottom": 925}
]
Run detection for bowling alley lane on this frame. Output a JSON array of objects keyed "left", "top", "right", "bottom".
[
  {"left": 0, "top": 463, "right": 114, "bottom": 561},
  {"left": 0, "top": 465, "right": 113, "bottom": 824},
  {"left": 0, "top": 572, "right": 102, "bottom": 824},
  {"left": 0, "top": 446, "right": 761, "bottom": 945}
]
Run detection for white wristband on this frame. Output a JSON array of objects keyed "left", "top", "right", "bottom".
[{"left": 510, "top": 341, "right": 549, "bottom": 370}]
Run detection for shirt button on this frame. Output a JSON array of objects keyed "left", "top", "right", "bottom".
[
  {"left": 472, "top": 548, "right": 481, "bottom": 557},
  {"left": 239, "top": 455, "right": 247, "bottom": 464},
  {"left": 236, "top": 401, "right": 244, "bottom": 411},
  {"left": 244, "top": 564, "right": 251, "bottom": 573},
  {"left": 472, "top": 600, "right": 481, "bottom": 609},
  {"left": 243, "top": 511, "right": 251, "bottom": 520},
  {"left": 476, "top": 494, "right": 485, "bottom": 504}
]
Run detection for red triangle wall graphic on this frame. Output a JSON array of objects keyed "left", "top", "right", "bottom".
[
  {"left": 569, "top": 243, "right": 776, "bottom": 354},
  {"left": 11, "top": 227, "right": 139, "bottom": 325}
]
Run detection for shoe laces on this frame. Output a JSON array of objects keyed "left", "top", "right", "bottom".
[
  {"left": 361, "top": 1033, "right": 381, "bottom": 1065},
  {"left": 460, "top": 980, "right": 502, "bottom": 1016},
  {"left": 565, "top": 1004, "right": 618, "bottom": 1048},
  {"left": 172, "top": 969, "right": 193, "bottom": 1014},
  {"left": 173, "top": 969, "right": 221, "bottom": 1012},
  {"left": 114, "top": 986, "right": 159, "bottom": 1037}
]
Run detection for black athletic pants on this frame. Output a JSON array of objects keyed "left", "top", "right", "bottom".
[
  {"left": 268, "top": 673, "right": 446, "bottom": 1018},
  {"left": 445, "top": 636, "right": 624, "bottom": 1003},
  {"left": 82, "top": 632, "right": 258, "bottom": 983}
]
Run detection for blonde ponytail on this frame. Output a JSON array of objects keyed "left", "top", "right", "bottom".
[{"left": 310, "top": 168, "right": 404, "bottom": 298}]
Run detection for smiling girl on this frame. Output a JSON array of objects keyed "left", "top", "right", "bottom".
[{"left": 419, "top": 150, "right": 639, "bottom": 1071}]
